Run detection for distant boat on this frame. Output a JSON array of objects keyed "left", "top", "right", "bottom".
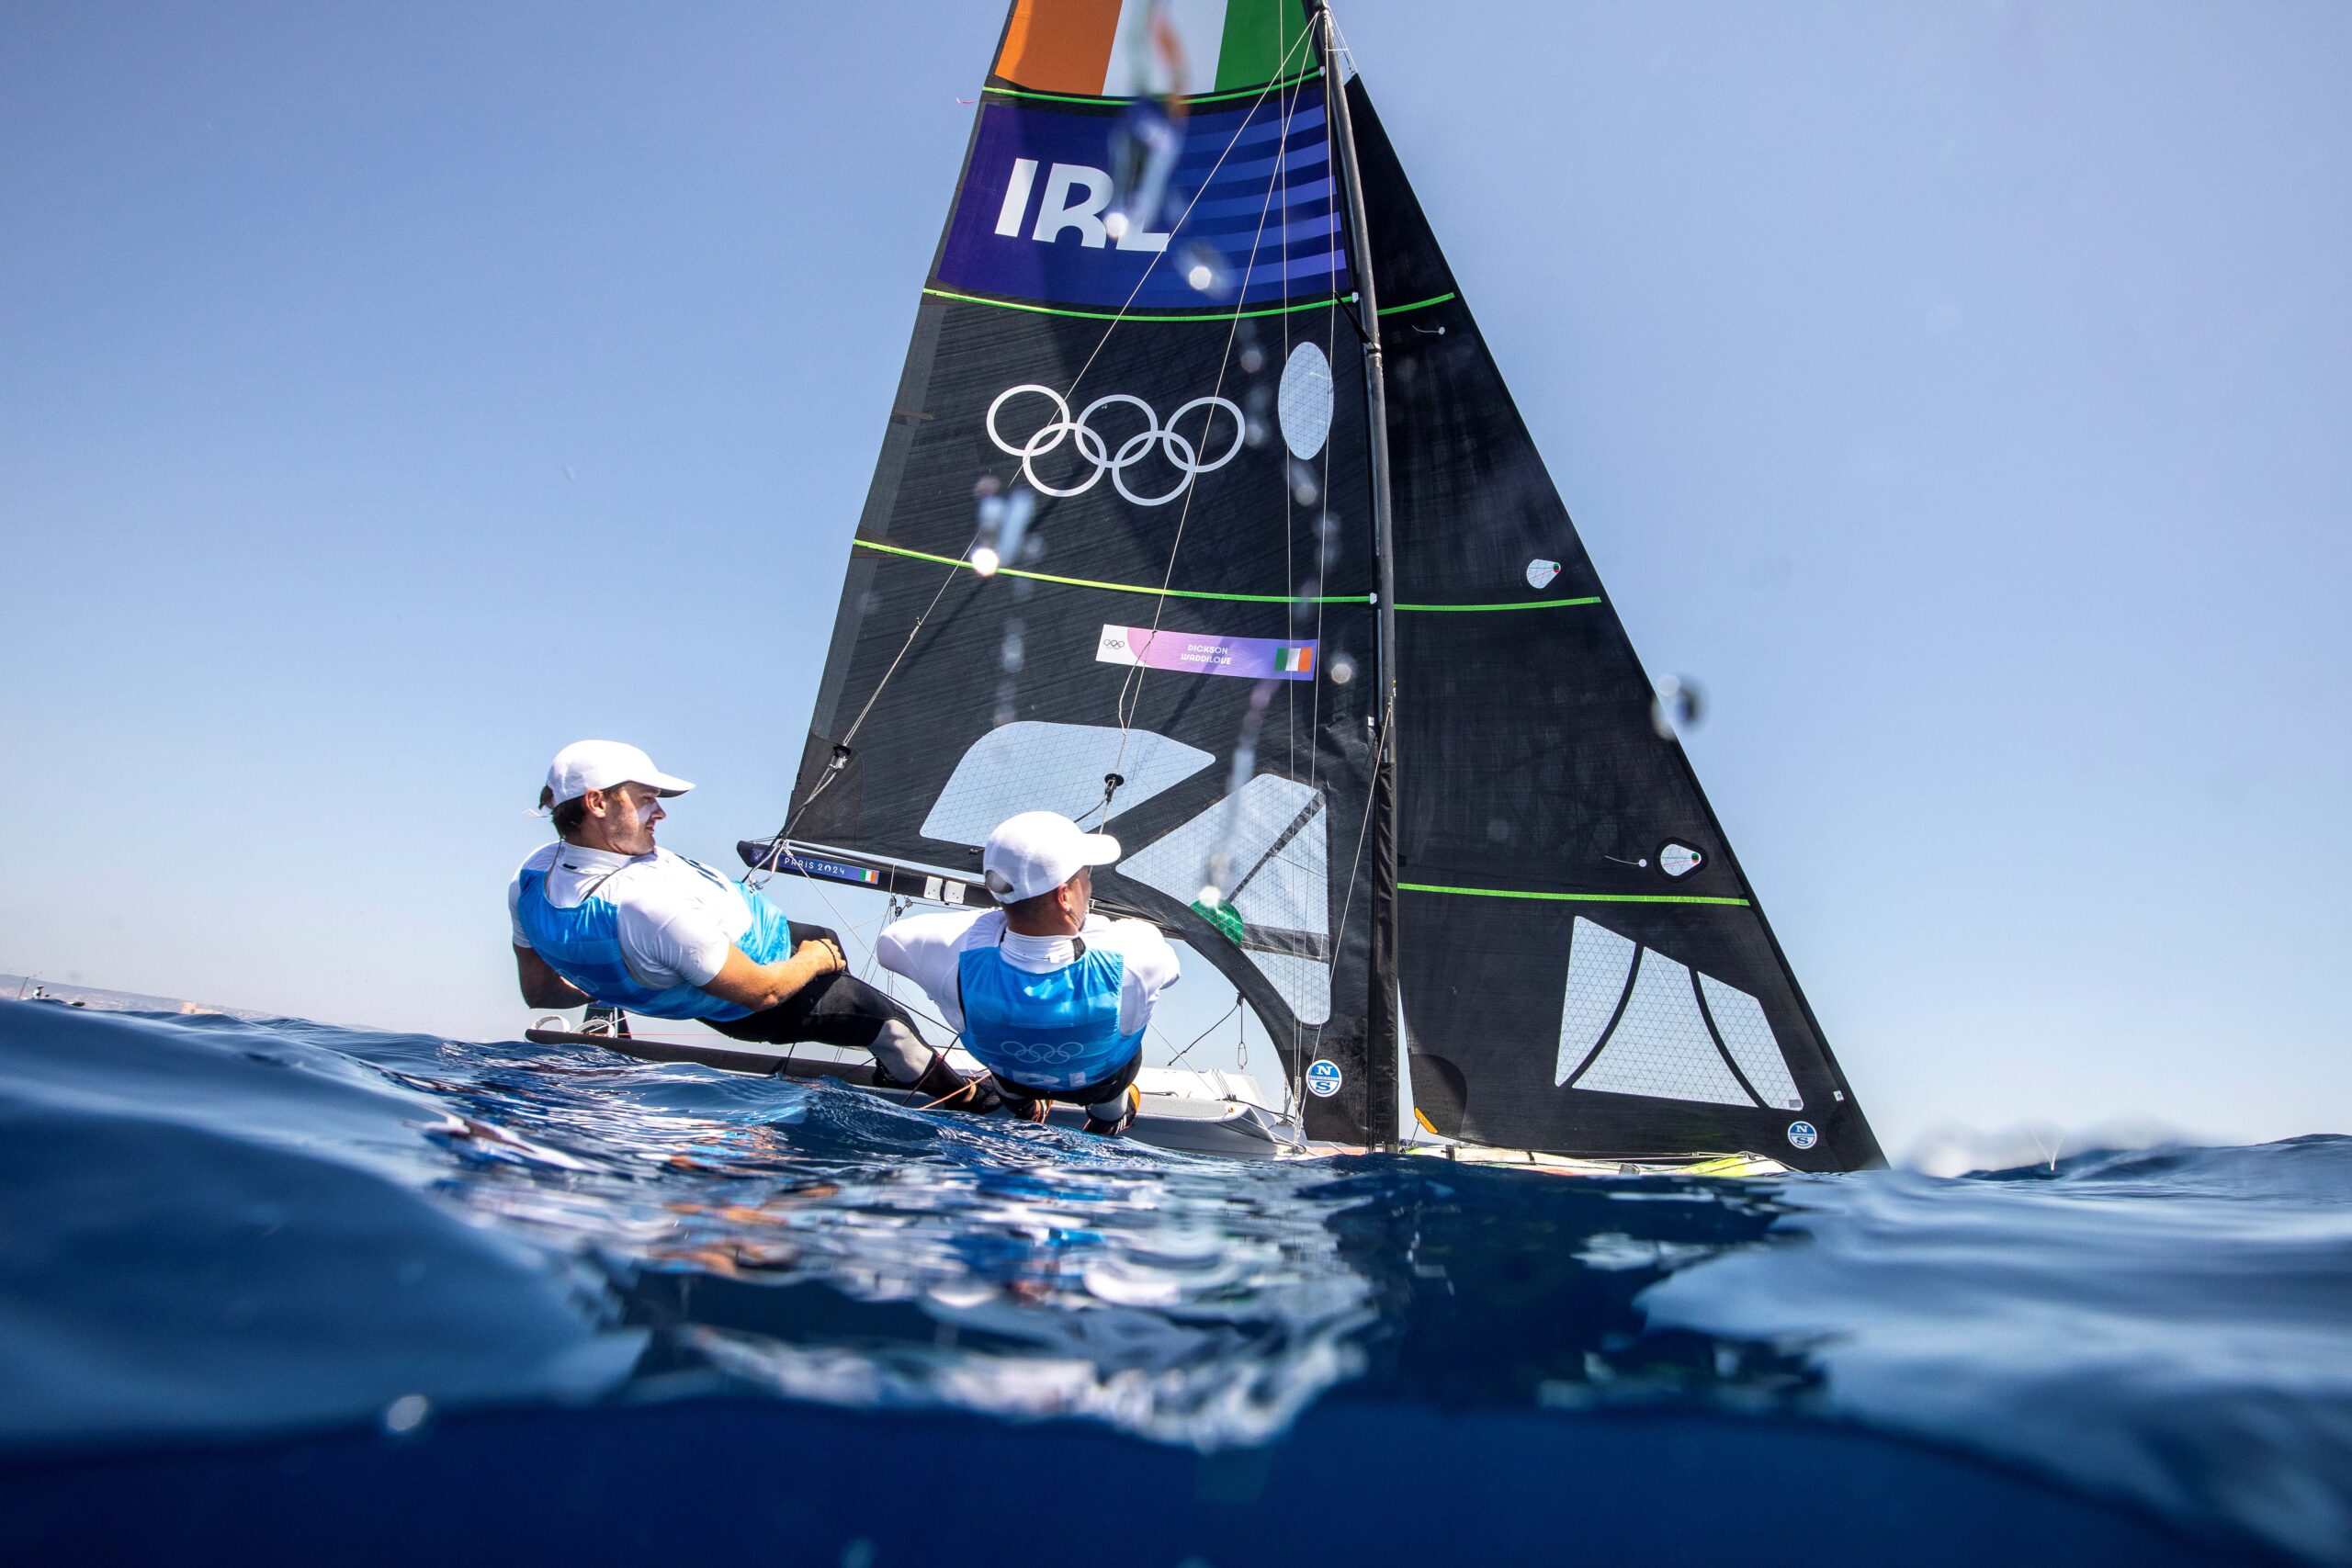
[{"left": 585, "top": 0, "right": 1882, "bottom": 1172}]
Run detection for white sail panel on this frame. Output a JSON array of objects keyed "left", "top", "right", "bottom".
[
  {"left": 1118, "top": 773, "right": 1330, "bottom": 1024},
  {"left": 1572, "top": 949, "right": 1751, "bottom": 1108},
  {"left": 921, "top": 723, "right": 1214, "bottom": 847},
  {"left": 1554, "top": 916, "right": 1636, "bottom": 1085},
  {"left": 1699, "top": 974, "right": 1801, "bottom": 1111}
]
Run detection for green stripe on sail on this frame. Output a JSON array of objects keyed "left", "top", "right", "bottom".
[
  {"left": 1394, "top": 596, "right": 1601, "bottom": 612},
  {"left": 1379, "top": 293, "right": 1457, "bottom": 315},
  {"left": 1401, "top": 882, "right": 1753, "bottom": 908},
  {"left": 984, "top": 67, "right": 1323, "bottom": 108},
  {"left": 921, "top": 286, "right": 1347, "bottom": 323},
  {"left": 1216, "top": 0, "right": 1313, "bottom": 91},
  {"left": 854, "top": 539, "right": 1366, "bottom": 604},
  {"left": 858, "top": 539, "right": 1606, "bottom": 615},
  {"left": 920, "top": 287, "right": 1453, "bottom": 325}
]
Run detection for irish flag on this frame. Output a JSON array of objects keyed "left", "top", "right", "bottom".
[
  {"left": 1275, "top": 643, "right": 1315, "bottom": 674},
  {"left": 993, "top": 0, "right": 1314, "bottom": 100}
]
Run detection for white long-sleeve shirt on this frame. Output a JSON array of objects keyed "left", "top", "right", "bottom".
[{"left": 508, "top": 841, "right": 752, "bottom": 989}]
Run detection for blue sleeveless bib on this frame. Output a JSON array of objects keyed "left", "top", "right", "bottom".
[
  {"left": 513, "top": 855, "right": 795, "bottom": 1021},
  {"left": 956, "top": 939, "right": 1143, "bottom": 1092}
]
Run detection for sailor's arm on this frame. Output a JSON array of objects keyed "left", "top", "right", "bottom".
[
  {"left": 514, "top": 944, "right": 592, "bottom": 1009},
  {"left": 697, "top": 938, "right": 848, "bottom": 1012},
  {"left": 1103, "top": 918, "right": 1181, "bottom": 1036},
  {"left": 875, "top": 909, "right": 981, "bottom": 1026}
]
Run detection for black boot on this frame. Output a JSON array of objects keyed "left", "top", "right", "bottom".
[
  {"left": 884, "top": 1051, "right": 1002, "bottom": 1115},
  {"left": 1000, "top": 1090, "right": 1049, "bottom": 1124}
]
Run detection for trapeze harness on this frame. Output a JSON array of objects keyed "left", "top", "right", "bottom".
[
  {"left": 513, "top": 854, "right": 795, "bottom": 1021},
  {"left": 955, "top": 932, "right": 1144, "bottom": 1095}
]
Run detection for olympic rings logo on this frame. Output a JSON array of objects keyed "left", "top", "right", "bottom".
[
  {"left": 986, "top": 384, "right": 1245, "bottom": 508},
  {"left": 984, "top": 1038, "right": 1091, "bottom": 1066}
]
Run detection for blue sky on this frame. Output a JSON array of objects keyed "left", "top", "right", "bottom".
[{"left": 3, "top": 1, "right": 2346, "bottom": 1157}]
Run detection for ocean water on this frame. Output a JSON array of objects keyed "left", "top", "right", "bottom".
[{"left": 0, "top": 1003, "right": 2345, "bottom": 1565}]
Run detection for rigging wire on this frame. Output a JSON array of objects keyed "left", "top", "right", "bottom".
[
  {"left": 750, "top": 23, "right": 1321, "bottom": 879},
  {"left": 1160, "top": 991, "right": 1244, "bottom": 1073},
  {"left": 1102, "top": 28, "right": 1325, "bottom": 808},
  {"left": 1287, "top": 684, "right": 1390, "bottom": 1123}
]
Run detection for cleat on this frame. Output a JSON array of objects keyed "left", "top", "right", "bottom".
[{"left": 1081, "top": 1084, "right": 1142, "bottom": 1137}]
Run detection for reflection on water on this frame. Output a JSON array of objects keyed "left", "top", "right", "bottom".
[{"left": 428, "top": 1046, "right": 1377, "bottom": 1445}]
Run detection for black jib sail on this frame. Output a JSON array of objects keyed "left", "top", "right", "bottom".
[{"left": 767, "top": 0, "right": 1883, "bottom": 1170}]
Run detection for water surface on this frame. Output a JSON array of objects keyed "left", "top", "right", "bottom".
[{"left": 1, "top": 1003, "right": 2343, "bottom": 1563}]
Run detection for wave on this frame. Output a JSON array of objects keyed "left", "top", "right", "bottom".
[{"left": 1, "top": 1002, "right": 2346, "bottom": 1562}]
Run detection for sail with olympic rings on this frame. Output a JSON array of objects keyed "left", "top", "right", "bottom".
[{"left": 765, "top": 0, "right": 1883, "bottom": 1169}]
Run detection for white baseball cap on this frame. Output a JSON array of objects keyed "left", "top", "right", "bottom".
[
  {"left": 983, "top": 810, "right": 1120, "bottom": 903},
  {"left": 542, "top": 740, "right": 695, "bottom": 808}
]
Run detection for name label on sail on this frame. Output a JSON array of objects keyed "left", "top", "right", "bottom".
[
  {"left": 780, "top": 853, "right": 881, "bottom": 887},
  {"left": 935, "top": 91, "right": 1349, "bottom": 312},
  {"left": 1096, "top": 625, "right": 1317, "bottom": 681}
]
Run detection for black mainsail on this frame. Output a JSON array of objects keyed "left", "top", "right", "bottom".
[{"left": 764, "top": 0, "right": 1883, "bottom": 1171}]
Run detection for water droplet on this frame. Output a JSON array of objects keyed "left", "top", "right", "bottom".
[
  {"left": 999, "top": 620, "right": 1025, "bottom": 673},
  {"left": 1651, "top": 674, "right": 1704, "bottom": 739},
  {"left": 1290, "top": 578, "right": 1321, "bottom": 629},
  {"left": 842, "top": 1540, "right": 876, "bottom": 1568},
  {"left": 382, "top": 1394, "right": 430, "bottom": 1435},
  {"left": 1487, "top": 818, "right": 1514, "bottom": 843},
  {"left": 1328, "top": 653, "right": 1357, "bottom": 686},
  {"left": 1287, "top": 457, "right": 1320, "bottom": 506},
  {"left": 1178, "top": 242, "right": 1233, "bottom": 297},
  {"left": 970, "top": 547, "right": 1001, "bottom": 577}
]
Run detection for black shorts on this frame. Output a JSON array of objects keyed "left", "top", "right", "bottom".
[
  {"left": 704, "top": 922, "right": 919, "bottom": 1050},
  {"left": 990, "top": 1048, "right": 1143, "bottom": 1107}
]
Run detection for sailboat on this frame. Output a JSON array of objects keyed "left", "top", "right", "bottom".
[{"left": 561, "top": 0, "right": 1883, "bottom": 1174}]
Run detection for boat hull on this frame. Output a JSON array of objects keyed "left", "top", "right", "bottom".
[{"left": 521, "top": 1027, "right": 1312, "bottom": 1160}]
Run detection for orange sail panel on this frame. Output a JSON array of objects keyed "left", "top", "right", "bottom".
[{"left": 995, "top": 0, "right": 1124, "bottom": 96}]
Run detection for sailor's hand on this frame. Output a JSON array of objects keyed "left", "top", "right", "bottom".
[{"left": 796, "top": 937, "right": 847, "bottom": 974}]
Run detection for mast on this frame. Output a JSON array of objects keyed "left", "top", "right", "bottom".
[{"left": 1311, "top": 0, "right": 1403, "bottom": 1151}]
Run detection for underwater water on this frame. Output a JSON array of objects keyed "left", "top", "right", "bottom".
[{"left": 0, "top": 1003, "right": 2346, "bottom": 1565}]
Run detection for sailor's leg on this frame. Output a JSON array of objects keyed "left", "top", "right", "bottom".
[
  {"left": 708, "top": 945, "right": 999, "bottom": 1112},
  {"left": 1079, "top": 1055, "right": 1145, "bottom": 1136}
]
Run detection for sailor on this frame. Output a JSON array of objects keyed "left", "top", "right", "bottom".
[
  {"left": 509, "top": 739, "right": 996, "bottom": 1112},
  {"left": 876, "top": 811, "right": 1178, "bottom": 1136}
]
